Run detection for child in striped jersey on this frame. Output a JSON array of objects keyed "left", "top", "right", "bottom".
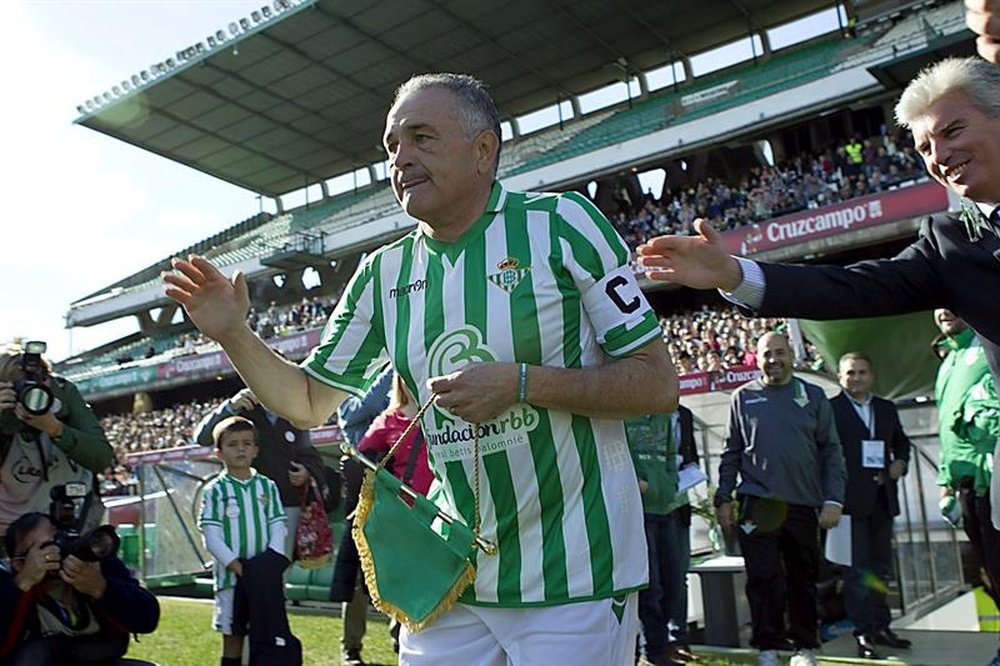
[{"left": 198, "top": 416, "right": 287, "bottom": 666}]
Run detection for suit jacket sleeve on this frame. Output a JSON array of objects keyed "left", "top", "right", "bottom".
[
  {"left": 193, "top": 399, "right": 232, "bottom": 447},
  {"left": 678, "top": 406, "right": 699, "bottom": 466},
  {"left": 94, "top": 557, "right": 160, "bottom": 635},
  {"left": 886, "top": 400, "right": 912, "bottom": 468},
  {"left": 754, "top": 219, "right": 947, "bottom": 319}
]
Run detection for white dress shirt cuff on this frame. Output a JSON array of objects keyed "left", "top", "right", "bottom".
[{"left": 719, "top": 257, "right": 766, "bottom": 310}]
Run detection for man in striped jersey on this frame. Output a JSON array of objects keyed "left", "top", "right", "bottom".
[
  {"left": 167, "top": 73, "right": 677, "bottom": 666},
  {"left": 198, "top": 416, "right": 287, "bottom": 666}
]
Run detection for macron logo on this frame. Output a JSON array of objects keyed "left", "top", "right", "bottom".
[{"left": 389, "top": 279, "right": 428, "bottom": 299}]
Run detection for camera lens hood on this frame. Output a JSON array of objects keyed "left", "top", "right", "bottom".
[{"left": 18, "top": 382, "right": 54, "bottom": 416}]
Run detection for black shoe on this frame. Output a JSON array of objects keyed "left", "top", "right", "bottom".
[
  {"left": 855, "top": 635, "right": 882, "bottom": 660},
  {"left": 872, "top": 628, "right": 912, "bottom": 649},
  {"left": 341, "top": 647, "right": 366, "bottom": 666}
]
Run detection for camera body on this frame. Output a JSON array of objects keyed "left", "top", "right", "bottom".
[
  {"left": 48, "top": 483, "right": 119, "bottom": 564},
  {"left": 13, "top": 340, "right": 54, "bottom": 416}
]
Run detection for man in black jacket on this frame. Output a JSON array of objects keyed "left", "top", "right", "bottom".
[
  {"left": 831, "top": 352, "right": 911, "bottom": 659},
  {"left": 0, "top": 512, "right": 159, "bottom": 665},
  {"left": 195, "top": 387, "right": 327, "bottom": 560}
]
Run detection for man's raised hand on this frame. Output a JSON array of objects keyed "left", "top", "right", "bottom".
[
  {"left": 163, "top": 255, "right": 251, "bottom": 343},
  {"left": 636, "top": 219, "right": 743, "bottom": 291}
]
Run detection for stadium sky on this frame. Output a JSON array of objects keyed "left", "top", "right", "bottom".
[
  {"left": 1, "top": 1, "right": 842, "bottom": 364},
  {"left": 2, "top": 0, "right": 268, "bottom": 362}
]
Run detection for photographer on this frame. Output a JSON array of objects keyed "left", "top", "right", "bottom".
[
  {"left": 0, "top": 512, "right": 160, "bottom": 665},
  {"left": 0, "top": 345, "right": 112, "bottom": 545}
]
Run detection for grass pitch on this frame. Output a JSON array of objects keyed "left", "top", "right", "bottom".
[{"left": 126, "top": 596, "right": 399, "bottom": 666}]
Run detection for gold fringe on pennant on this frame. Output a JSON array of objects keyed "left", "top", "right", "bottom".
[{"left": 352, "top": 470, "right": 477, "bottom": 633}]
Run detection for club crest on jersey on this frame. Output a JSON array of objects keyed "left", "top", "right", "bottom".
[{"left": 487, "top": 256, "right": 530, "bottom": 294}]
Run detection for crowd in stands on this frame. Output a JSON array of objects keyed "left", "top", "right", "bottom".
[
  {"left": 174, "top": 295, "right": 336, "bottom": 356},
  {"left": 607, "top": 132, "right": 927, "bottom": 250},
  {"left": 660, "top": 306, "right": 825, "bottom": 377},
  {"left": 97, "top": 397, "right": 225, "bottom": 495}
]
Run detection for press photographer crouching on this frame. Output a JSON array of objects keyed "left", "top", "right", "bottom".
[
  {"left": 0, "top": 510, "right": 160, "bottom": 665},
  {"left": 0, "top": 342, "right": 112, "bottom": 545}
]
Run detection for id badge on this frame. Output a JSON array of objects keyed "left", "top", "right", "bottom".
[{"left": 862, "top": 439, "right": 885, "bottom": 469}]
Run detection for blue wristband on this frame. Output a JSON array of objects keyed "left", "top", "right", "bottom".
[{"left": 517, "top": 363, "right": 529, "bottom": 403}]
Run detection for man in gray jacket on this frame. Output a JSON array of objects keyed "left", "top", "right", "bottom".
[{"left": 715, "top": 332, "right": 846, "bottom": 666}]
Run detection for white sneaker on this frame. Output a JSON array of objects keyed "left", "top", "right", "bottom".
[
  {"left": 789, "top": 648, "right": 818, "bottom": 666},
  {"left": 758, "top": 649, "right": 780, "bottom": 666}
]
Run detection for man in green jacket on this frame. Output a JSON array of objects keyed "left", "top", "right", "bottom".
[
  {"left": 0, "top": 346, "right": 112, "bottom": 545},
  {"left": 935, "top": 309, "right": 1000, "bottom": 604},
  {"left": 627, "top": 407, "right": 699, "bottom": 666}
]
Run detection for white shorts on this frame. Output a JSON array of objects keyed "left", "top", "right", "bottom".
[
  {"left": 213, "top": 587, "right": 236, "bottom": 635},
  {"left": 399, "top": 593, "right": 640, "bottom": 666}
]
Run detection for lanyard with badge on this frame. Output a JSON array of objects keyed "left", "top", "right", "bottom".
[{"left": 856, "top": 400, "right": 886, "bottom": 469}]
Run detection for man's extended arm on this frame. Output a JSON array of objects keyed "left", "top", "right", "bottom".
[
  {"left": 164, "top": 256, "right": 346, "bottom": 427},
  {"left": 429, "top": 338, "right": 677, "bottom": 423},
  {"left": 638, "top": 217, "right": 945, "bottom": 320},
  {"left": 524, "top": 338, "right": 676, "bottom": 419},
  {"left": 192, "top": 398, "right": 232, "bottom": 447},
  {"left": 42, "top": 379, "right": 112, "bottom": 472}
]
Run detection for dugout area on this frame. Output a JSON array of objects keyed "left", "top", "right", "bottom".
[{"left": 110, "top": 441, "right": 343, "bottom": 600}]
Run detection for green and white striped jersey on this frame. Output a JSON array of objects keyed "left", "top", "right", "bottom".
[
  {"left": 304, "top": 181, "right": 660, "bottom": 607},
  {"left": 198, "top": 469, "right": 286, "bottom": 591}
]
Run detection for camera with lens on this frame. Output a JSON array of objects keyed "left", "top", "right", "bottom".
[
  {"left": 13, "top": 340, "right": 54, "bottom": 416},
  {"left": 48, "top": 483, "right": 119, "bottom": 564}
]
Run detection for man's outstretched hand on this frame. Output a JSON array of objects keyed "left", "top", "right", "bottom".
[
  {"left": 163, "top": 255, "right": 251, "bottom": 343},
  {"left": 966, "top": 0, "right": 1000, "bottom": 63},
  {"left": 636, "top": 219, "right": 743, "bottom": 291}
]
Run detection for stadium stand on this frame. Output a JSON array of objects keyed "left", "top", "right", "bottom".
[
  {"left": 50, "top": 2, "right": 990, "bottom": 659},
  {"left": 504, "top": 35, "right": 861, "bottom": 177}
]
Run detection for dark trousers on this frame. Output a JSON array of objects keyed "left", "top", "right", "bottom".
[
  {"left": 959, "top": 479, "right": 1000, "bottom": 605},
  {"left": 638, "top": 508, "right": 692, "bottom": 657},
  {"left": 5, "top": 637, "right": 148, "bottom": 666},
  {"left": 737, "top": 496, "right": 820, "bottom": 651},
  {"left": 843, "top": 497, "right": 894, "bottom": 636}
]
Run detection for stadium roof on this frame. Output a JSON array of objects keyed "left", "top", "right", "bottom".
[{"left": 75, "top": 0, "right": 837, "bottom": 199}]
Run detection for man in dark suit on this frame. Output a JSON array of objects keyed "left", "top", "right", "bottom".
[
  {"left": 831, "top": 352, "right": 911, "bottom": 659},
  {"left": 636, "top": 58, "right": 1000, "bottom": 524},
  {"left": 638, "top": 56, "right": 1000, "bottom": 381}
]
